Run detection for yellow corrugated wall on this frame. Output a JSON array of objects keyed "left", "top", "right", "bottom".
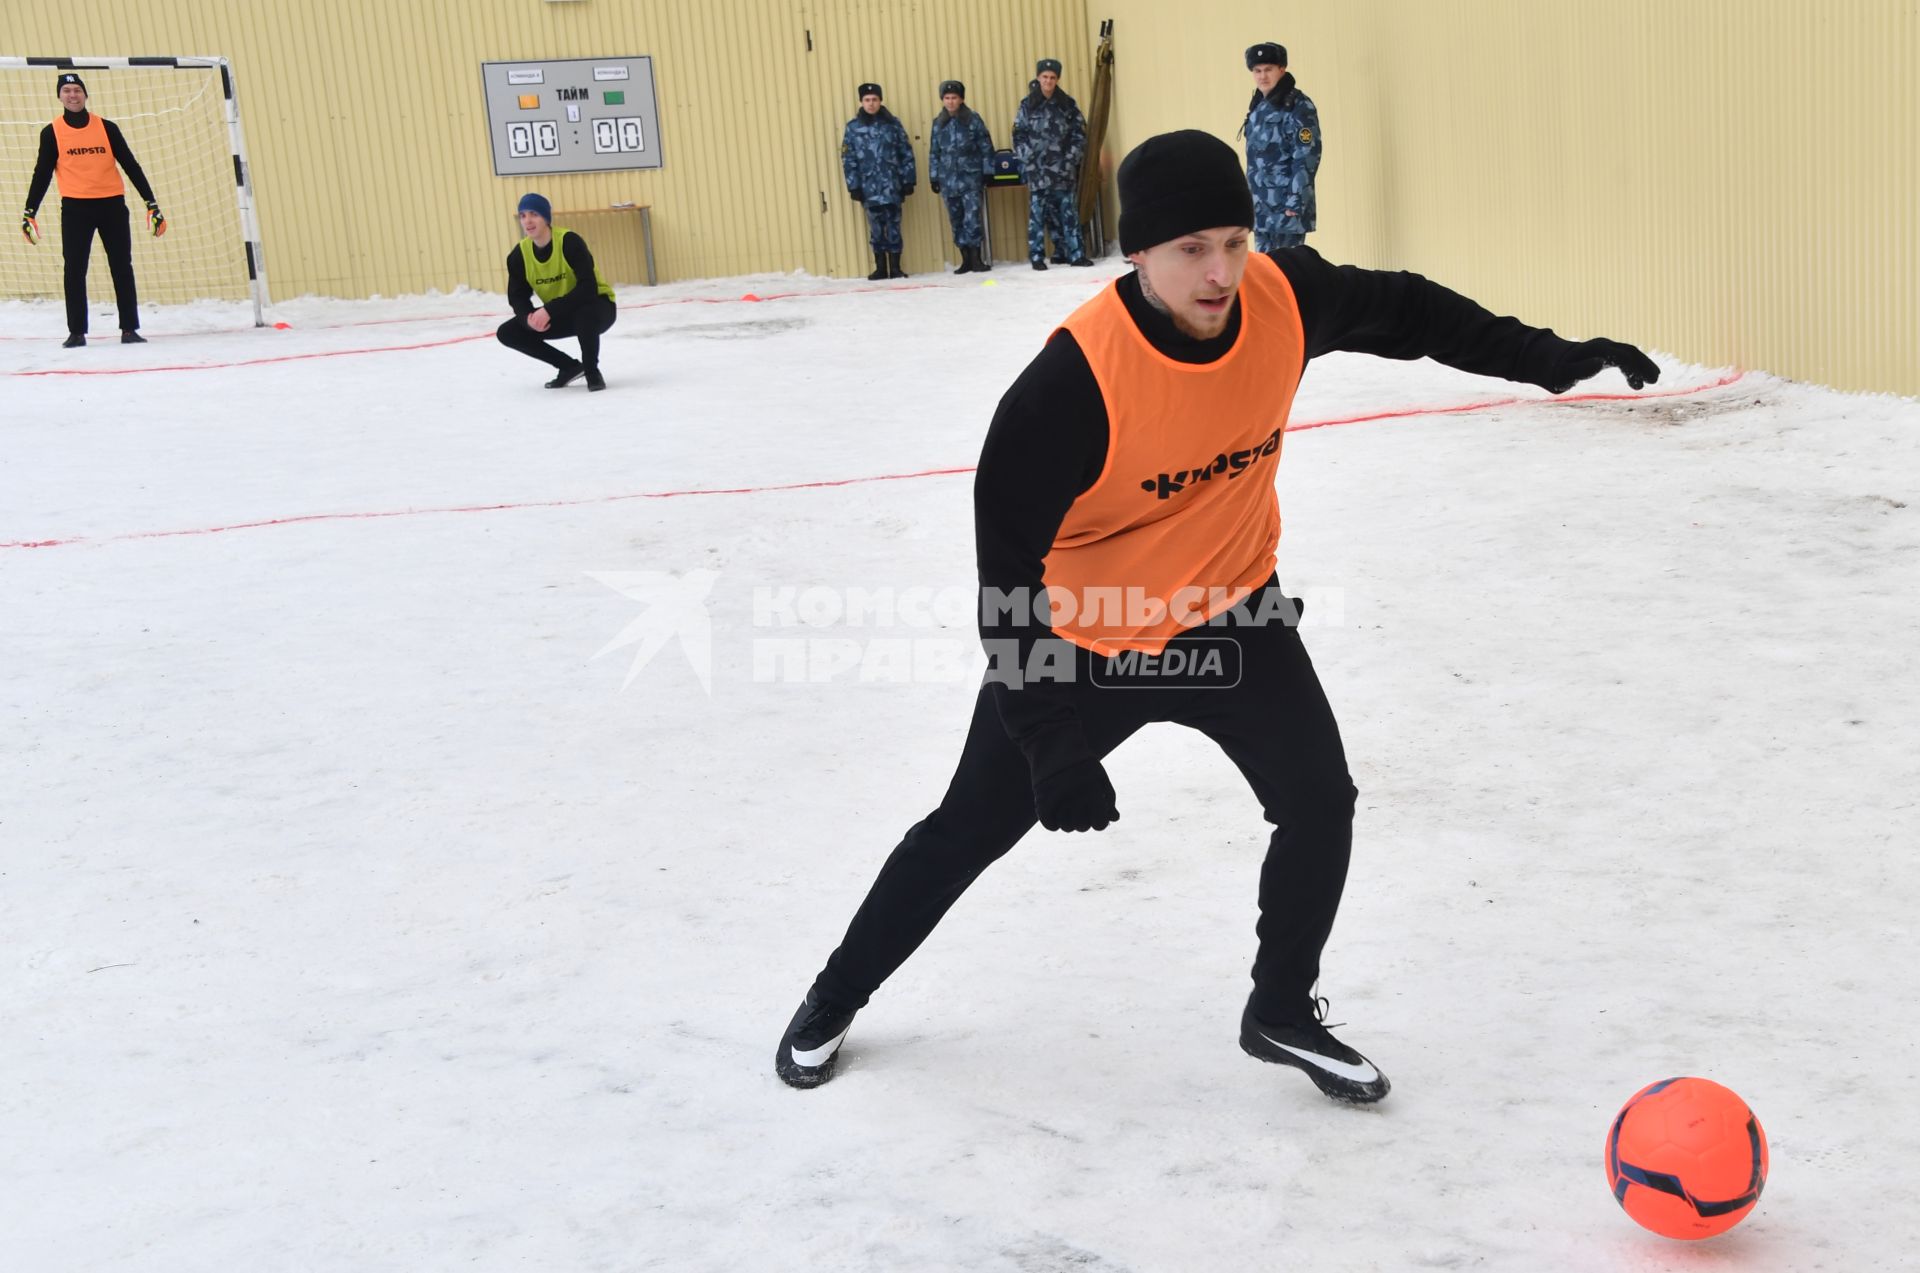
[
  {"left": 13, "top": 3, "right": 1911, "bottom": 397},
  {"left": 1091, "top": 0, "right": 1920, "bottom": 397},
  {"left": 4, "top": 0, "right": 1095, "bottom": 294}
]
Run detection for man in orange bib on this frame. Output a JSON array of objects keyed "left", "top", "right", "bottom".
[
  {"left": 21, "top": 72, "right": 167, "bottom": 347},
  {"left": 776, "top": 130, "right": 1659, "bottom": 1101}
]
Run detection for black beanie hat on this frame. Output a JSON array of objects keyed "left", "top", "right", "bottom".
[
  {"left": 1036, "top": 58, "right": 1063, "bottom": 76},
  {"left": 938, "top": 79, "right": 965, "bottom": 99},
  {"left": 1117, "top": 130, "right": 1255, "bottom": 254},
  {"left": 1245, "top": 43, "right": 1288, "bottom": 70},
  {"left": 857, "top": 82, "right": 882, "bottom": 99},
  {"left": 57, "top": 71, "right": 87, "bottom": 96}
]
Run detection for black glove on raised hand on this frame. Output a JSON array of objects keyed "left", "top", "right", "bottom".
[
  {"left": 848, "top": 188, "right": 864, "bottom": 202},
  {"left": 1541, "top": 338, "right": 1661, "bottom": 394},
  {"left": 1032, "top": 756, "right": 1120, "bottom": 833},
  {"left": 930, "top": 179, "right": 942, "bottom": 195}
]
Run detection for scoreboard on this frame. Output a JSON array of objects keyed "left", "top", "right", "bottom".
[{"left": 481, "top": 56, "right": 664, "bottom": 176}]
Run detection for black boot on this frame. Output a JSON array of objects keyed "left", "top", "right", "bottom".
[
  {"left": 974, "top": 245, "right": 991, "bottom": 272},
  {"left": 545, "top": 360, "right": 584, "bottom": 389},
  {"left": 121, "top": 330, "right": 147, "bottom": 344},
  {"left": 887, "top": 250, "right": 906, "bottom": 279},
  {"left": 1031, "top": 258, "right": 1048, "bottom": 271},
  {"left": 954, "top": 247, "right": 974, "bottom": 275},
  {"left": 63, "top": 333, "right": 85, "bottom": 348},
  {"left": 1240, "top": 997, "right": 1391, "bottom": 1105},
  {"left": 776, "top": 989, "right": 859, "bottom": 1089},
  {"left": 868, "top": 248, "right": 887, "bottom": 281}
]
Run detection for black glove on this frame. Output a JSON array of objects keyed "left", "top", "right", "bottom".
[
  {"left": 1032, "top": 757, "right": 1119, "bottom": 833},
  {"left": 146, "top": 200, "right": 166, "bottom": 236},
  {"left": 1541, "top": 338, "right": 1661, "bottom": 394},
  {"left": 930, "top": 179, "right": 942, "bottom": 195},
  {"left": 849, "top": 188, "right": 864, "bottom": 202},
  {"left": 902, "top": 184, "right": 915, "bottom": 198},
  {"left": 21, "top": 209, "right": 38, "bottom": 245}
]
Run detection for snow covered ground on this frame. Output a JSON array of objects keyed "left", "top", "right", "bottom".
[{"left": 3, "top": 263, "right": 1916, "bottom": 1272}]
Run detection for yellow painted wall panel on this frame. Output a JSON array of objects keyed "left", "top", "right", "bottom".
[
  {"left": 5, "top": 0, "right": 1095, "bottom": 298},
  {"left": 1091, "top": 0, "right": 1919, "bottom": 397},
  {"left": 13, "top": 2, "right": 1905, "bottom": 397}
]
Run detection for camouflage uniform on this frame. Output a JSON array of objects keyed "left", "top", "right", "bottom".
[
  {"left": 929, "top": 104, "right": 994, "bottom": 250},
  {"left": 842, "top": 107, "right": 916, "bottom": 251},
  {"left": 1245, "top": 74, "right": 1321, "bottom": 251},
  {"left": 1012, "top": 80, "right": 1086, "bottom": 263}
]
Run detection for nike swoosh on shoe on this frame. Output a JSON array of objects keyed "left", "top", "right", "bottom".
[
  {"left": 1260, "top": 1032, "right": 1380, "bottom": 1084},
  {"left": 789, "top": 1027, "right": 851, "bottom": 1068}
]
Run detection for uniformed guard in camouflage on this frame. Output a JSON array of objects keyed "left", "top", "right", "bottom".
[
  {"left": 929, "top": 79, "right": 995, "bottom": 272},
  {"left": 1012, "top": 59, "right": 1091, "bottom": 268},
  {"left": 1241, "top": 43, "right": 1322, "bottom": 252},
  {"left": 842, "top": 82, "right": 917, "bottom": 278}
]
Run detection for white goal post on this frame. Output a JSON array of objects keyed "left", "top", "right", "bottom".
[{"left": 1, "top": 55, "right": 269, "bottom": 326}]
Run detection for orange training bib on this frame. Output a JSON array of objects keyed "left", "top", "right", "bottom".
[{"left": 1043, "top": 252, "right": 1306, "bottom": 654}]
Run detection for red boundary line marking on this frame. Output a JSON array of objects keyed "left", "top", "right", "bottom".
[
  {"left": 1288, "top": 366, "right": 1748, "bottom": 430},
  {"left": 11, "top": 330, "right": 499, "bottom": 375},
  {"left": 1, "top": 371, "right": 1748, "bottom": 551},
  {"left": 2, "top": 280, "right": 960, "bottom": 375}
]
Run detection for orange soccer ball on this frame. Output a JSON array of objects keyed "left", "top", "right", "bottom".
[{"left": 1605, "top": 1077, "right": 1768, "bottom": 1239}]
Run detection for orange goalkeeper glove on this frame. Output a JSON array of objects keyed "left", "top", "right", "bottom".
[
  {"left": 146, "top": 201, "right": 166, "bottom": 237},
  {"left": 21, "top": 210, "right": 38, "bottom": 244}
]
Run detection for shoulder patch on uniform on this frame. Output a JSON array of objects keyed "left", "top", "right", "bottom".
[{"left": 1298, "top": 127, "right": 1314, "bottom": 145}]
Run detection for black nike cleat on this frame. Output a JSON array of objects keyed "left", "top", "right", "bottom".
[
  {"left": 1240, "top": 998, "right": 1390, "bottom": 1104},
  {"left": 776, "top": 990, "right": 858, "bottom": 1089},
  {"left": 545, "top": 362, "right": 584, "bottom": 389},
  {"left": 584, "top": 368, "right": 606, "bottom": 392}
]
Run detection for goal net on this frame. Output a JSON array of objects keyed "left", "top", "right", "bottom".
[{"left": 0, "top": 56, "right": 268, "bottom": 325}]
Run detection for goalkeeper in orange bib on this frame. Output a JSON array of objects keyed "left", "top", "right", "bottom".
[{"left": 21, "top": 71, "right": 167, "bottom": 347}]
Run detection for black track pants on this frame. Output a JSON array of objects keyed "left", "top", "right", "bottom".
[
  {"left": 61, "top": 196, "right": 139, "bottom": 336},
  {"left": 811, "top": 581, "right": 1359, "bottom": 1024},
  {"left": 496, "top": 296, "right": 617, "bottom": 371}
]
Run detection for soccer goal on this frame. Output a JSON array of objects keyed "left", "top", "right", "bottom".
[{"left": 1, "top": 56, "right": 269, "bottom": 326}]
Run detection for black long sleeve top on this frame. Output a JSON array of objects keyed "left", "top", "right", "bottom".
[
  {"left": 505, "top": 231, "right": 601, "bottom": 321},
  {"left": 977, "top": 246, "right": 1583, "bottom": 778},
  {"left": 24, "top": 111, "right": 157, "bottom": 214}
]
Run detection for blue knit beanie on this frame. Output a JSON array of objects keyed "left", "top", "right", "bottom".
[{"left": 517, "top": 192, "right": 552, "bottom": 223}]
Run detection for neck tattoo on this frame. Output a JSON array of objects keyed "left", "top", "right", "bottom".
[{"left": 1137, "top": 269, "right": 1171, "bottom": 316}]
